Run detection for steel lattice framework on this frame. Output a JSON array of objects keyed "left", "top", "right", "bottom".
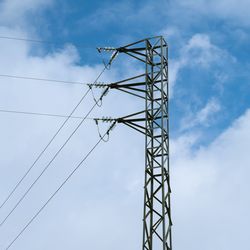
[{"left": 94, "top": 36, "right": 172, "bottom": 250}]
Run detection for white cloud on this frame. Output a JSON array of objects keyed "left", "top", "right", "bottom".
[
  {"left": 0, "top": 2, "right": 248, "bottom": 250},
  {"left": 0, "top": 7, "right": 145, "bottom": 250},
  {"left": 183, "top": 34, "right": 224, "bottom": 67},
  {"left": 169, "top": 33, "right": 234, "bottom": 97},
  {"left": 171, "top": 108, "right": 250, "bottom": 250},
  {"left": 177, "top": 0, "right": 250, "bottom": 27}
]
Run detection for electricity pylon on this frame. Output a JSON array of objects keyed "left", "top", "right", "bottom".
[{"left": 92, "top": 36, "right": 172, "bottom": 250}]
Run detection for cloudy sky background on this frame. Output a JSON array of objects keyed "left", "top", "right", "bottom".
[{"left": 0, "top": 0, "right": 249, "bottom": 249}]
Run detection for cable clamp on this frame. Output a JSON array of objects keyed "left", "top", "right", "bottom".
[
  {"left": 101, "top": 87, "right": 109, "bottom": 98},
  {"left": 109, "top": 121, "right": 117, "bottom": 131}
]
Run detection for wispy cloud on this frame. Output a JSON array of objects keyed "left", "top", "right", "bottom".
[
  {"left": 176, "top": 0, "right": 250, "bottom": 27},
  {"left": 168, "top": 33, "right": 235, "bottom": 97},
  {"left": 180, "top": 98, "right": 221, "bottom": 131},
  {"left": 0, "top": 0, "right": 54, "bottom": 26}
]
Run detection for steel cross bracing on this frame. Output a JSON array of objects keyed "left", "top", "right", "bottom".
[{"left": 93, "top": 36, "right": 172, "bottom": 250}]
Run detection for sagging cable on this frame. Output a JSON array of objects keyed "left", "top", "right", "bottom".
[
  {"left": 89, "top": 85, "right": 110, "bottom": 107},
  {"left": 94, "top": 117, "right": 117, "bottom": 142},
  {"left": 94, "top": 118, "right": 116, "bottom": 142}
]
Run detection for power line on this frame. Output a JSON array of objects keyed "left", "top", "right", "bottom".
[
  {"left": 0, "top": 67, "right": 106, "bottom": 212},
  {"left": 0, "top": 35, "right": 95, "bottom": 49},
  {"left": 4, "top": 122, "right": 116, "bottom": 250},
  {"left": 0, "top": 85, "right": 109, "bottom": 227},
  {"left": 0, "top": 73, "right": 99, "bottom": 85},
  {"left": 0, "top": 109, "right": 95, "bottom": 120}
]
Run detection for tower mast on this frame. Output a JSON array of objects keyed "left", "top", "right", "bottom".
[{"left": 95, "top": 36, "right": 172, "bottom": 250}]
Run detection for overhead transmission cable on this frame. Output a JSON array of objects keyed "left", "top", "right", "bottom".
[
  {"left": 0, "top": 84, "right": 109, "bottom": 227},
  {"left": 0, "top": 35, "right": 94, "bottom": 49},
  {"left": 4, "top": 121, "right": 116, "bottom": 250},
  {"left": 0, "top": 46, "right": 118, "bottom": 212},
  {"left": 0, "top": 108, "right": 95, "bottom": 120},
  {"left": 0, "top": 67, "right": 106, "bottom": 212},
  {"left": 0, "top": 73, "right": 96, "bottom": 86}
]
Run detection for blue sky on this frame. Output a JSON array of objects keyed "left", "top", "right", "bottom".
[
  {"left": 0, "top": 0, "right": 249, "bottom": 250},
  {"left": 30, "top": 0, "right": 249, "bottom": 143},
  {"left": 34, "top": 0, "right": 250, "bottom": 141}
]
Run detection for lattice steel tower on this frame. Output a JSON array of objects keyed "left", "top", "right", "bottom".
[{"left": 94, "top": 36, "right": 172, "bottom": 250}]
